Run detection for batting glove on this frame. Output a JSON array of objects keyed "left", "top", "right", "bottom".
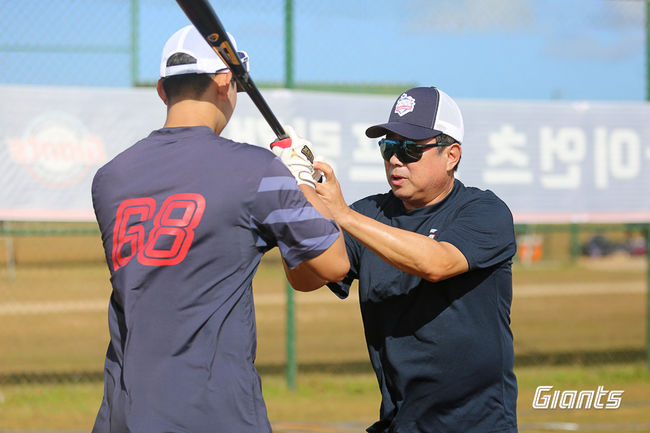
[{"left": 270, "top": 125, "right": 322, "bottom": 188}]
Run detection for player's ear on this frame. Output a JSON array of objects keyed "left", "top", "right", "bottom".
[
  {"left": 212, "top": 72, "right": 233, "bottom": 97},
  {"left": 156, "top": 79, "right": 168, "bottom": 106}
]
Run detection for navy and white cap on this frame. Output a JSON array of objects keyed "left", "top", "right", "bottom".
[
  {"left": 160, "top": 25, "right": 249, "bottom": 78},
  {"left": 366, "top": 87, "right": 464, "bottom": 144}
]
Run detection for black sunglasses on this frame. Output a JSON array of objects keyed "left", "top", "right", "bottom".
[{"left": 378, "top": 138, "right": 439, "bottom": 163}]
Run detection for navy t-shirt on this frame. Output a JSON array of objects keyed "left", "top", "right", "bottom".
[
  {"left": 91, "top": 126, "right": 340, "bottom": 433},
  {"left": 328, "top": 179, "right": 518, "bottom": 433}
]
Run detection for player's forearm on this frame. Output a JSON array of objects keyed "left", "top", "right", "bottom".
[
  {"left": 283, "top": 259, "right": 327, "bottom": 292},
  {"left": 283, "top": 231, "right": 348, "bottom": 291},
  {"left": 336, "top": 208, "right": 467, "bottom": 282},
  {"left": 290, "top": 185, "right": 349, "bottom": 286}
]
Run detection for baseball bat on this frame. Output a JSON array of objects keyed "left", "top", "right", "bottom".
[{"left": 175, "top": 0, "right": 289, "bottom": 141}]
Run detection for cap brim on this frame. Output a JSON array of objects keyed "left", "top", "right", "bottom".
[{"left": 365, "top": 122, "right": 443, "bottom": 140}]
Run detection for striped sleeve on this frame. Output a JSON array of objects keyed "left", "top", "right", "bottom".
[{"left": 250, "top": 157, "right": 340, "bottom": 269}]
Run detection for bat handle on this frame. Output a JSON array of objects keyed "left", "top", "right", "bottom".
[{"left": 271, "top": 125, "right": 289, "bottom": 141}]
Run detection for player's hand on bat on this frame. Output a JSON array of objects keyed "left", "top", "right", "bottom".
[
  {"left": 313, "top": 160, "right": 350, "bottom": 222},
  {"left": 270, "top": 125, "right": 322, "bottom": 188}
]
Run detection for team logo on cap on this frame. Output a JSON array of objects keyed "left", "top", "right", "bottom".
[{"left": 394, "top": 93, "right": 416, "bottom": 117}]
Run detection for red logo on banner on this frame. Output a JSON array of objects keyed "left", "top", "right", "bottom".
[{"left": 7, "top": 112, "right": 107, "bottom": 187}]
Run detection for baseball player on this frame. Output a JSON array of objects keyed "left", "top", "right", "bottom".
[
  {"left": 314, "top": 87, "right": 518, "bottom": 432},
  {"left": 90, "top": 25, "right": 348, "bottom": 432}
]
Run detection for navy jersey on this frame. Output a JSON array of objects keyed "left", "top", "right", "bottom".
[
  {"left": 91, "top": 126, "right": 339, "bottom": 433},
  {"left": 328, "top": 179, "right": 517, "bottom": 433}
]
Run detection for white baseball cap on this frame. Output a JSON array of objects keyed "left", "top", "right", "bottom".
[{"left": 160, "top": 25, "right": 249, "bottom": 78}]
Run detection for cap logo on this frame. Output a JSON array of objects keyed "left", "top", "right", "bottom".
[{"left": 394, "top": 93, "right": 416, "bottom": 117}]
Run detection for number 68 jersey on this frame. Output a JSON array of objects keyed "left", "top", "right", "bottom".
[{"left": 91, "top": 126, "right": 339, "bottom": 433}]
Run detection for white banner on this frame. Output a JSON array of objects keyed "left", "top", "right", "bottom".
[{"left": 1, "top": 85, "right": 649, "bottom": 223}]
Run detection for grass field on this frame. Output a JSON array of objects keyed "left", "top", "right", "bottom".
[
  {"left": 1, "top": 365, "right": 649, "bottom": 432},
  {"left": 0, "top": 230, "right": 649, "bottom": 432}
]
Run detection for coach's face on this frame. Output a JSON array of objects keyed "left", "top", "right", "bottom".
[{"left": 384, "top": 133, "right": 461, "bottom": 210}]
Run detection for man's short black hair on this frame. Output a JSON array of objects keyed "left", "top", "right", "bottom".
[{"left": 161, "top": 53, "right": 215, "bottom": 101}]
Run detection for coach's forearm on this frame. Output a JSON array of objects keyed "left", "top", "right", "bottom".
[{"left": 335, "top": 207, "right": 468, "bottom": 282}]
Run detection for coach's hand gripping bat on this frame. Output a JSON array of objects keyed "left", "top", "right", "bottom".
[{"left": 175, "top": 0, "right": 290, "bottom": 142}]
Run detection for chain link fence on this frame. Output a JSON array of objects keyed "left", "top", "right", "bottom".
[
  {"left": 0, "top": 0, "right": 646, "bottom": 97},
  {"left": 0, "top": 222, "right": 647, "bottom": 386},
  {"left": 0, "top": 0, "right": 648, "bottom": 386}
]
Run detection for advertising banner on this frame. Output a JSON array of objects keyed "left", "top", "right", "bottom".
[{"left": 1, "top": 85, "right": 649, "bottom": 223}]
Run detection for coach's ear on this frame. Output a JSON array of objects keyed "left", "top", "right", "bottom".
[
  {"left": 156, "top": 79, "right": 168, "bottom": 106},
  {"left": 446, "top": 142, "right": 461, "bottom": 173}
]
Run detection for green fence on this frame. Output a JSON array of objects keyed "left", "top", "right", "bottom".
[
  {"left": 0, "top": 222, "right": 648, "bottom": 386},
  {"left": 0, "top": 0, "right": 415, "bottom": 92},
  {"left": 1, "top": 0, "right": 649, "bottom": 388},
  {"left": 1, "top": 0, "right": 647, "bottom": 99}
]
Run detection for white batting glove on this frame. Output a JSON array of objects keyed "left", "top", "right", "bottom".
[
  {"left": 270, "top": 125, "right": 321, "bottom": 188},
  {"left": 282, "top": 126, "right": 324, "bottom": 184}
]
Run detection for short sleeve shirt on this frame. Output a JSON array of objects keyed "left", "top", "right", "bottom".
[
  {"left": 328, "top": 179, "right": 518, "bottom": 433},
  {"left": 91, "top": 127, "right": 340, "bottom": 433}
]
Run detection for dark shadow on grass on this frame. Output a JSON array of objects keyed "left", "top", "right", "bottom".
[
  {"left": 257, "top": 360, "right": 375, "bottom": 375},
  {"left": 515, "top": 347, "right": 646, "bottom": 367},
  {"left": 1, "top": 348, "right": 645, "bottom": 385}
]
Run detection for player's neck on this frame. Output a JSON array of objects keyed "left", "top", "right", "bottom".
[{"left": 164, "top": 100, "right": 227, "bottom": 134}]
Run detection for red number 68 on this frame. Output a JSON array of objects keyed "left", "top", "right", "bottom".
[{"left": 111, "top": 193, "right": 206, "bottom": 270}]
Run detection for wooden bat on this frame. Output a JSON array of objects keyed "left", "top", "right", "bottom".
[{"left": 175, "top": 0, "right": 289, "bottom": 140}]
